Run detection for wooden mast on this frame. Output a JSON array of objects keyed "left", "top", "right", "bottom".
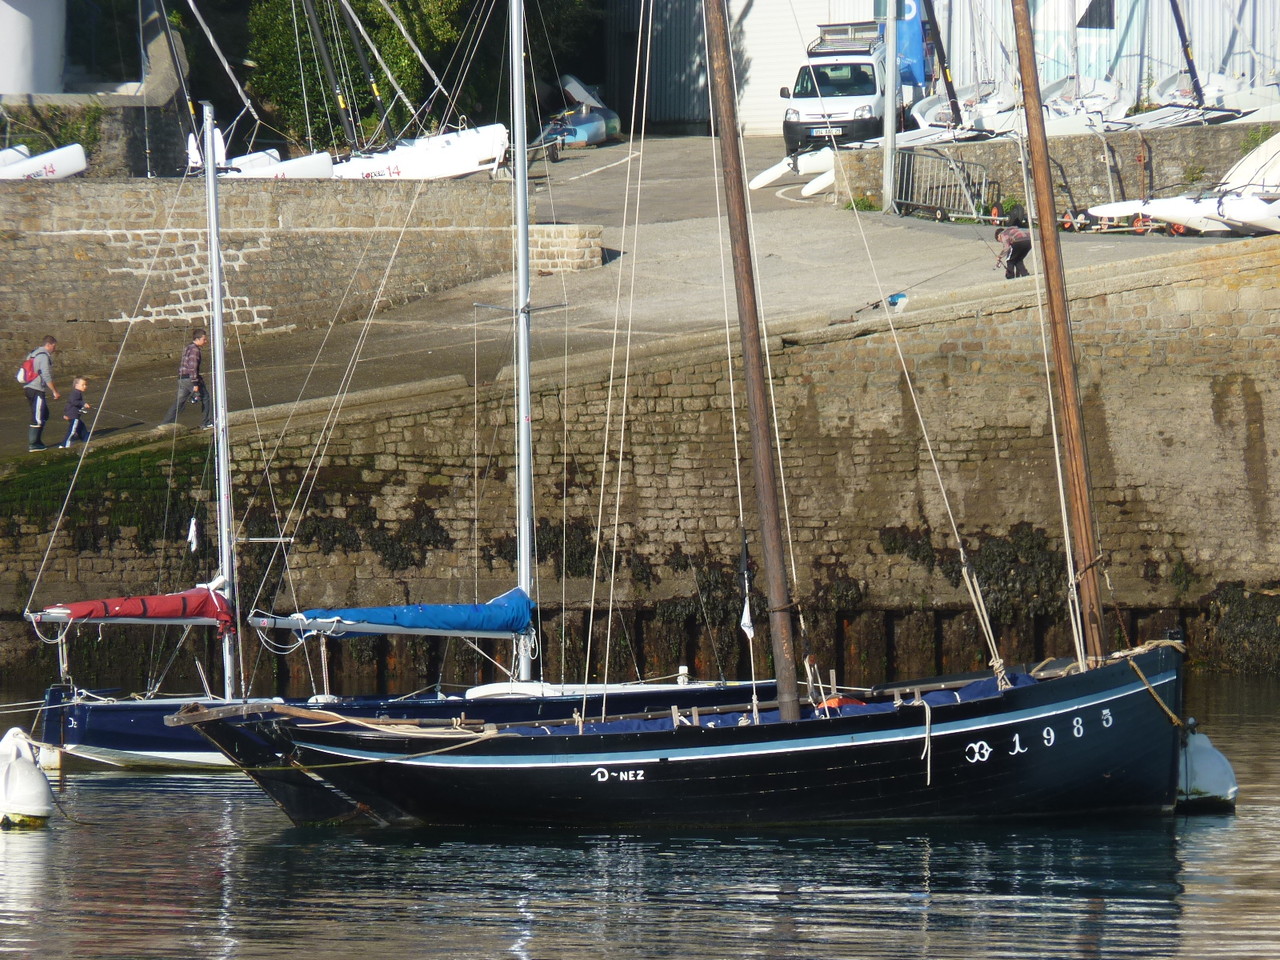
[
  {"left": 1009, "top": 0, "right": 1106, "bottom": 664},
  {"left": 704, "top": 0, "right": 801, "bottom": 720}
]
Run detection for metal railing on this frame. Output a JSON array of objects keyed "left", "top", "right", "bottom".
[{"left": 893, "top": 148, "right": 1000, "bottom": 221}]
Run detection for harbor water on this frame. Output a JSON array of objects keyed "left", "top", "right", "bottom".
[{"left": 1, "top": 673, "right": 1276, "bottom": 960}]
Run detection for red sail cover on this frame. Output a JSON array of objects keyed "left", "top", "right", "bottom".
[{"left": 50, "top": 588, "right": 231, "bottom": 626}]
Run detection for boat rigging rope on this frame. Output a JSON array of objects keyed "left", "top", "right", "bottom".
[
  {"left": 182, "top": 0, "right": 261, "bottom": 127},
  {"left": 582, "top": 0, "right": 657, "bottom": 720},
  {"left": 333, "top": 0, "right": 418, "bottom": 141},
  {"left": 368, "top": 0, "right": 461, "bottom": 126},
  {"left": 288, "top": 0, "right": 320, "bottom": 150},
  {"left": 241, "top": 180, "right": 431, "bottom": 624},
  {"left": 702, "top": 1, "right": 760, "bottom": 699},
  {"left": 1014, "top": 129, "right": 1090, "bottom": 672},
  {"left": 1121, "top": 641, "right": 1186, "bottom": 728},
  {"left": 810, "top": 114, "right": 1009, "bottom": 686}
]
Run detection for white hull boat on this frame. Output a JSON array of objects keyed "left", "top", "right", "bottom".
[
  {"left": 1208, "top": 195, "right": 1280, "bottom": 234},
  {"left": 1154, "top": 71, "right": 1246, "bottom": 107},
  {"left": 223, "top": 150, "right": 335, "bottom": 179},
  {"left": 1089, "top": 129, "right": 1280, "bottom": 233},
  {"left": 333, "top": 124, "right": 508, "bottom": 180},
  {"left": 749, "top": 146, "right": 835, "bottom": 190},
  {"left": 0, "top": 145, "right": 31, "bottom": 168},
  {"left": 0, "top": 143, "right": 86, "bottom": 180},
  {"left": 909, "top": 81, "right": 1019, "bottom": 130}
]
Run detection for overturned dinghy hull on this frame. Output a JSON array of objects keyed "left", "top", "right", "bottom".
[{"left": 237, "top": 646, "right": 1185, "bottom": 829}]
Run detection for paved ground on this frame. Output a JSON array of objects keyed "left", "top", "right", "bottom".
[{"left": 4, "top": 136, "right": 1223, "bottom": 461}]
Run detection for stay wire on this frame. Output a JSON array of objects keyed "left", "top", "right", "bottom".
[
  {"left": 700, "top": 0, "right": 752, "bottom": 685},
  {"left": 1014, "top": 125, "right": 1089, "bottom": 669},
  {"left": 582, "top": 0, "right": 656, "bottom": 717},
  {"left": 776, "top": 6, "right": 1006, "bottom": 682}
]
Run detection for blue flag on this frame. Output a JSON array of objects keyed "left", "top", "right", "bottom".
[{"left": 881, "top": 1, "right": 928, "bottom": 87}]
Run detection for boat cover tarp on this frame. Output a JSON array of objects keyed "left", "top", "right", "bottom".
[
  {"left": 299, "top": 587, "right": 534, "bottom": 637},
  {"left": 38, "top": 587, "right": 231, "bottom": 626}
]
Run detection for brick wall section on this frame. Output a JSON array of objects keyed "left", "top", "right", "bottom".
[
  {"left": 0, "top": 178, "right": 602, "bottom": 364},
  {"left": 836, "top": 121, "right": 1278, "bottom": 213},
  {"left": 530, "top": 223, "right": 603, "bottom": 271}
]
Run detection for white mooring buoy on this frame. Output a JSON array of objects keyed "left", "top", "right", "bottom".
[
  {"left": 0, "top": 728, "right": 55, "bottom": 829},
  {"left": 1177, "top": 719, "right": 1239, "bottom": 813}
]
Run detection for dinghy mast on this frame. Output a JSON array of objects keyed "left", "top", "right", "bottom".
[
  {"left": 1010, "top": 0, "right": 1106, "bottom": 665},
  {"left": 510, "top": 0, "right": 535, "bottom": 682},
  {"left": 704, "top": 0, "right": 801, "bottom": 720},
  {"left": 1168, "top": 0, "right": 1206, "bottom": 108},
  {"left": 202, "top": 103, "right": 241, "bottom": 699}
]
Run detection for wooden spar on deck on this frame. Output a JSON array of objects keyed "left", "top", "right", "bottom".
[
  {"left": 704, "top": 0, "right": 801, "bottom": 721},
  {"left": 1009, "top": 0, "right": 1106, "bottom": 664}
]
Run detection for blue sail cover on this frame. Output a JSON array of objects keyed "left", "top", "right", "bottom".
[{"left": 300, "top": 587, "right": 534, "bottom": 637}]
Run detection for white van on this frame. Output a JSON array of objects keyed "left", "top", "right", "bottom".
[
  {"left": 773, "top": 20, "right": 936, "bottom": 154},
  {"left": 780, "top": 22, "right": 887, "bottom": 154}
]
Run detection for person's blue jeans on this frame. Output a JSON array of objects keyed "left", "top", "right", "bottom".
[{"left": 62, "top": 418, "right": 88, "bottom": 447}]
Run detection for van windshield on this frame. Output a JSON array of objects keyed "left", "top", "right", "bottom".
[{"left": 792, "top": 63, "right": 878, "bottom": 98}]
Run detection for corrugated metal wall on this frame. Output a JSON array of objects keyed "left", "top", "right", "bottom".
[
  {"left": 937, "top": 0, "right": 1280, "bottom": 102},
  {"left": 604, "top": 1, "right": 1280, "bottom": 135}
]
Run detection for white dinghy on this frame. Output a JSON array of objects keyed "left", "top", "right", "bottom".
[
  {"left": 0, "top": 144, "right": 86, "bottom": 180},
  {"left": 1089, "top": 129, "right": 1280, "bottom": 233},
  {"left": 224, "top": 149, "right": 335, "bottom": 179},
  {"left": 332, "top": 124, "right": 509, "bottom": 180},
  {"left": 1207, "top": 195, "right": 1280, "bottom": 234}
]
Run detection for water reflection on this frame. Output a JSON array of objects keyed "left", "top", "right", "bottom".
[{"left": 0, "top": 675, "right": 1274, "bottom": 960}]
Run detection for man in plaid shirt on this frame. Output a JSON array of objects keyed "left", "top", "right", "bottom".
[{"left": 159, "top": 329, "right": 212, "bottom": 428}]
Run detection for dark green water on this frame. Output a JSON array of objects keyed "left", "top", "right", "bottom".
[{"left": 1, "top": 674, "right": 1276, "bottom": 960}]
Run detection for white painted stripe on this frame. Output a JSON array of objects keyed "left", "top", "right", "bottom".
[{"left": 565, "top": 152, "right": 640, "bottom": 182}]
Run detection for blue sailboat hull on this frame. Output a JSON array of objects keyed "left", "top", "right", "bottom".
[{"left": 38, "top": 680, "right": 778, "bottom": 769}]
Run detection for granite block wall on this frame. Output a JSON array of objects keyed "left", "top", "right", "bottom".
[
  {"left": 0, "top": 178, "right": 602, "bottom": 365},
  {"left": 3, "top": 234, "right": 1278, "bottom": 689}
]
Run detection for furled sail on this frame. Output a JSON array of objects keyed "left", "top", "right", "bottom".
[
  {"left": 249, "top": 587, "right": 534, "bottom": 639},
  {"left": 32, "top": 587, "right": 232, "bottom": 627}
]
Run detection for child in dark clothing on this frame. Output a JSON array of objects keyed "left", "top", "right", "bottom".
[{"left": 61, "top": 377, "right": 92, "bottom": 448}]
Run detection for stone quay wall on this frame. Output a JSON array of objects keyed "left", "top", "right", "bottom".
[
  {"left": 836, "top": 120, "right": 1278, "bottom": 215},
  {"left": 3, "top": 234, "right": 1278, "bottom": 693},
  {"left": 0, "top": 178, "right": 602, "bottom": 366}
]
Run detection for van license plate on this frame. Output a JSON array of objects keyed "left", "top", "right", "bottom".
[{"left": 809, "top": 126, "right": 843, "bottom": 137}]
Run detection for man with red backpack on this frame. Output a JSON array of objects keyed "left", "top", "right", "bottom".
[{"left": 20, "top": 336, "right": 60, "bottom": 452}]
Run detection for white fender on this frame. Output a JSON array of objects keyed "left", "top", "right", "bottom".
[{"left": 0, "top": 728, "right": 55, "bottom": 824}]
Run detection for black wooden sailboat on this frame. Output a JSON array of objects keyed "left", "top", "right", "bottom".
[{"left": 174, "top": 0, "right": 1210, "bottom": 827}]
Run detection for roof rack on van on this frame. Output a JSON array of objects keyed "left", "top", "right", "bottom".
[{"left": 807, "top": 21, "right": 881, "bottom": 56}]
